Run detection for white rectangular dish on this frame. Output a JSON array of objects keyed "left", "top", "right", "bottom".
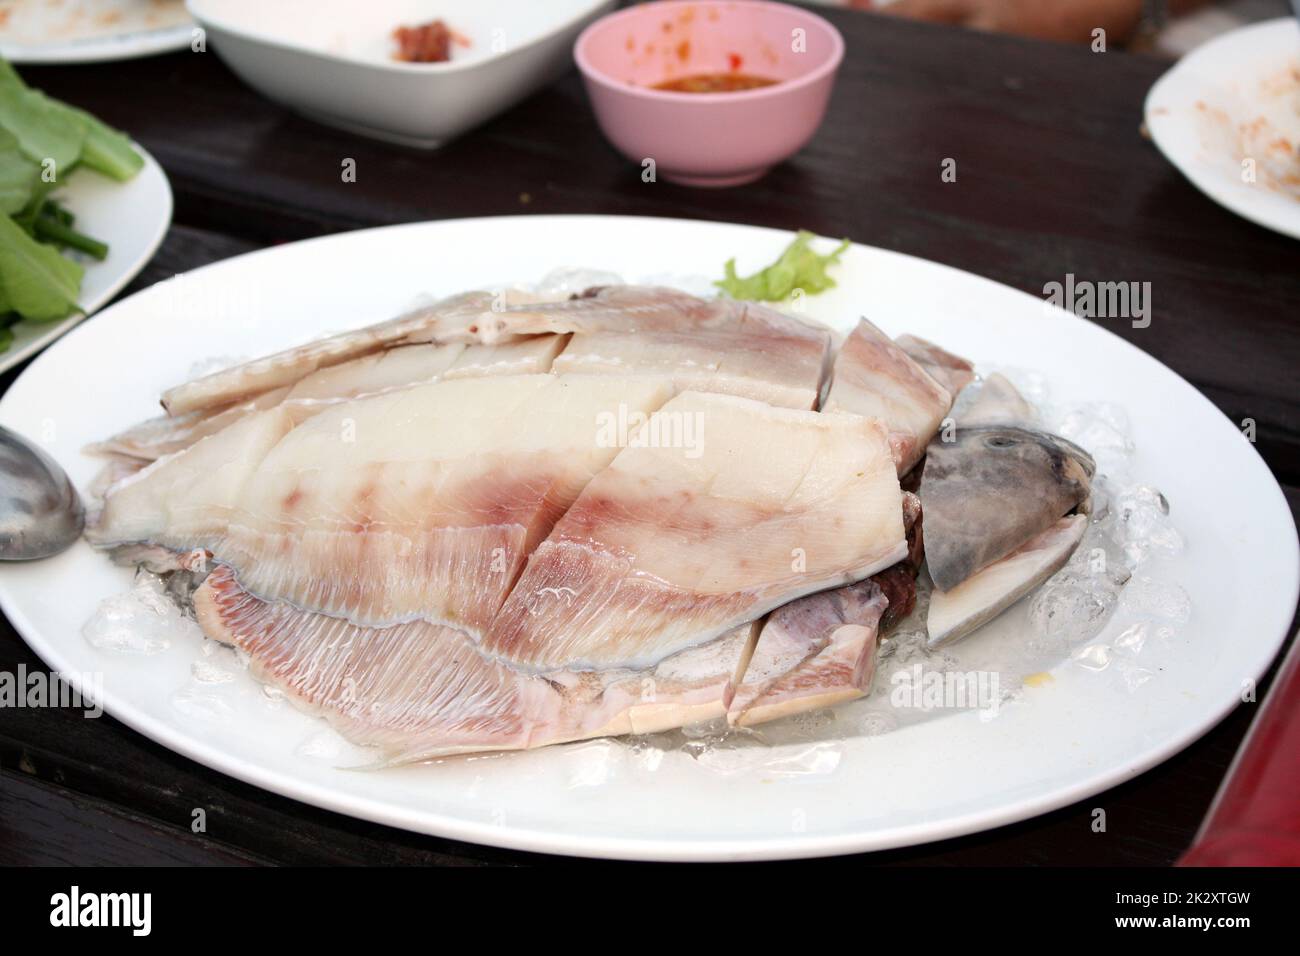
[{"left": 187, "top": 0, "right": 615, "bottom": 147}]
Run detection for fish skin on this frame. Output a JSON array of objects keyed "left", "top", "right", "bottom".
[
  {"left": 552, "top": 322, "right": 830, "bottom": 410},
  {"left": 421, "top": 285, "right": 732, "bottom": 344},
  {"left": 927, "top": 514, "right": 1087, "bottom": 647},
  {"left": 727, "top": 490, "right": 922, "bottom": 727},
  {"left": 823, "top": 318, "right": 954, "bottom": 476},
  {"left": 921, "top": 425, "right": 1094, "bottom": 592},
  {"left": 195, "top": 565, "right": 761, "bottom": 762},
  {"left": 160, "top": 291, "right": 496, "bottom": 416},
  {"left": 896, "top": 334, "right": 976, "bottom": 398},
  {"left": 484, "top": 391, "right": 906, "bottom": 671},
  {"left": 87, "top": 387, "right": 293, "bottom": 462}
]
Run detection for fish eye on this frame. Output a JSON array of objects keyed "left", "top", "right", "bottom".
[{"left": 985, "top": 435, "right": 1017, "bottom": 448}]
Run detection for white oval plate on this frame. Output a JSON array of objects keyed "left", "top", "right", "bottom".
[
  {"left": 1145, "top": 18, "right": 1300, "bottom": 240},
  {"left": 0, "top": 215, "right": 1295, "bottom": 861},
  {"left": 0, "top": 145, "right": 172, "bottom": 375},
  {"left": 0, "top": 1, "right": 192, "bottom": 64}
]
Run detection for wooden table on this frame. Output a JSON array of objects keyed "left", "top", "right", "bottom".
[{"left": 1, "top": 7, "right": 1297, "bottom": 866}]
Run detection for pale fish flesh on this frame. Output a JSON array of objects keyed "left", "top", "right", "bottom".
[
  {"left": 823, "top": 318, "right": 954, "bottom": 476},
  {"left": 896, "top": 334, "right": 976, "bottom": 397},
  {"left": 927, "top": 514, "right": 1087, "bottom": 647},
  {"left": 728, "top": 491, "right": 922, "bottom": 725},
  {"left": 160, "top": 291, "right": 497, "bottom": 416},
  {"left": 93, "top": 375, "right": 676, "bottom": 633},
  {"left": 485, "top": 392, "right": 906, "bottom": 670},
  {"left": 551, "top": 303, "right": 830, "bottom": 410}
]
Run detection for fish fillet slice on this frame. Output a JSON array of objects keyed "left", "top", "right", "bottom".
[
  {"left": 552, "top": 314, "right": 830, "bottom": 411},
  {"left": 727, "top": 491, "right": 923, "bottom": 726},
  {"left": 195, "top": 566, "right": 760, "bottom": 761},
  {"left": 94, "top": 338, "right": 565, "bottom": 463},
  {"left": 281, "top": 342, "right": 465, "bottom": 407},
  {"left": 96, "top": 375, "right": 676, "bottom": 633},
  {"left": 727, "top": 580, "right": 889, "bottom": 727},
  {"left": 896, "top": 334, "right": 975, "bottom": 397},
  {"left": 407, "top": 285, "right": 731, "bottom": 345},
  {"left": 160, "top": 291, "right": 495, "bottom": 416},
  {"left": 441, "top": 335, "right": 568, "bottom": 379},
  {"left": 88, "top": 387, "right": 293, "bottom": 462},
  {"left": 90, "top": 407, "right": 297, "bottom": 548},
  {"left": 824, "top": 318, "right": 954, "bottom": 476},
  {"left": 486, "top": 392, "right": 906, "bottom": 671}
]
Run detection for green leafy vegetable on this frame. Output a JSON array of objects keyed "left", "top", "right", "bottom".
[
  {"left": 75, "top": 108, "right": 145, "bottom": 181},
  {"left": 0, "top": 56, "right": 145, "bottom": 349},
  {"left": 0, "top": 128, "right": 39, "bottom": 215},
  {"left": 0, "top": 88, "right": 89, "bottom": 178},
  {"left": 715, "top": 231, "right": 851, "bottom": 301},
  {"left": 0, "top": 213, "right": 84, "bottom": 321}
]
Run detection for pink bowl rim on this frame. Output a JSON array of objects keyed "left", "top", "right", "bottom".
[{"left": 574, "top": 0, "right": 845, "bottom": 104}]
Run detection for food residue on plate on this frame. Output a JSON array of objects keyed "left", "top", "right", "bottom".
[
  {"left": 653, "top": 72, "right": 778, "bottom": 93},
  {"left": 392, "top": 19, "right": 470, "bottom": 64}
]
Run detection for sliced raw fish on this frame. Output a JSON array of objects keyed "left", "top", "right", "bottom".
[
  {"left": 196, "top": 565, "right": 760, "bottom": 761},
  {"left": 441, "top": 335, "right": 568, "bottom": 379},
  {"left": 896, "top": 334, "right": 976, "bottom": 397},
  {"left": 921, "top": 426, "right": 1094, "bottom": 592},
  {"left": 88, "top": 387, "right": 292, "bottom": 462},
  {"left": 927, "top": 514, "right": 1087, "bottom": 647},
  {"left": 95, "top": 375, "right": 676, "bottom": 633},
  {"left": 958, "top": 372, "right": 1036, "bottom": 427},
  {"left": 485, "top": 392, "right": 906, "bottom": 670},
  {"left": 282, "top": 343, "right": 465, "bottom": 407},
  {"left": 407, "top": 285, "right": 730, "bottom": 345},
  {"left": 90, "top": 406, "right": 298, "bottom": 548},
  {"left": 160, "top": 291, "right": 497, "bottom": 416},
  {"left": 824, "top": 318, "right": 953, "bottom": 475},
  {"left": 727, "top": 579, "right": 889, "bottom": 727},
  {"left": 728, "top": 491, "right": 922, "bottom": 726},
  {"left": 552, "top": 318, "right": 829, "bottom": 410}
]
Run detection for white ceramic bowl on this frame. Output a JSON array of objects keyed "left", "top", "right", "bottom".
[{"left": 187, "top": 0, "right": 615, "bottom": 147}]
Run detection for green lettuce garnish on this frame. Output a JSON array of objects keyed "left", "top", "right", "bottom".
[{"left": 715, "top": 231, "right": 850, "bottom": 301}]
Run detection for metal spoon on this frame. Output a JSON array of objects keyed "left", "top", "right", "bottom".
[{"left": 0, "top": 425, "right": 84, "bottom": 560}]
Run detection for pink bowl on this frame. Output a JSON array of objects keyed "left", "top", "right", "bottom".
[{"left": 575, "top": 1, "right": 844, "bottom": 187}]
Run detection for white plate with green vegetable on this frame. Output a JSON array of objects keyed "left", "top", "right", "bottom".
[{"left": 0, "top": 59, "right": 171, "bottom": 373}]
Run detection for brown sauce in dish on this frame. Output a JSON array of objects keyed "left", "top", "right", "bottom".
[{"left": 652, "top": 73, "right": 779, "bottom": 93}]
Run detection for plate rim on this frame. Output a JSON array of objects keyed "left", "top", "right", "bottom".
[
  {"left": 0, "top": 23, "right": 193, "bottom": 65},
  {"left": 1144, "top": 17, "right": 1300, "bottom": 241},
  {"left": 1, "top": 213, "right": 1296, "bottom": 861}
]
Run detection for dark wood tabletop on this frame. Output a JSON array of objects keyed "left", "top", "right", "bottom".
[{"left": 1, "top": 6, "right": 1297, "bottom": 866}]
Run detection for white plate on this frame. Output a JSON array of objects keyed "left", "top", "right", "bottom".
[
  {"left": 0, "top": 1, "right": 192, "bottom": 64},
  {"left": 1145, "top": 18, "right": 1300, "bottom": 240},
  {"left": 0, "top": 215, "right": 1295, "bottom": 861},
  {"left": 0, "top": 146, "right": 172, "bottom": 375},
  {"left": 187, "top": 0, "right": 615, "bottom": 148}
]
